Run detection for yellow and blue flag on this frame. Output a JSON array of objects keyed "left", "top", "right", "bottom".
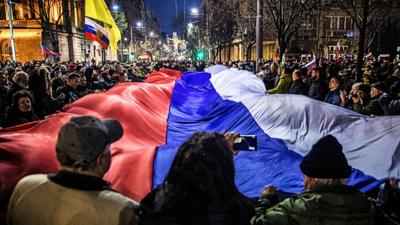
[{"left": 85, "top": 0, "right": 120, "bottom": 51}]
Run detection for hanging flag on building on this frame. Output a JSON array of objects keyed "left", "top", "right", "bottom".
[
  {"left": 84, "top": 17, "right": 110, "bottom": 49},
  {"left": 40, "top": 42, "right": 59, "bottom": 56},
  {"left": 85, "top": 0, "right": 121, "bottom": 51}
]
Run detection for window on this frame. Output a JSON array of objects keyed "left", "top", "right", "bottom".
[
  {"left": 332, "top": 17, "right": 338, "bottom": 30},
  {"left": 339, "top": 17, "right": 345, "bottom": 30},
  {"left": 324, "top": 16, "right": 331, "bottom": 30},
  {"left": 345, "top": 17, "right": 352, "bottom": 30}
]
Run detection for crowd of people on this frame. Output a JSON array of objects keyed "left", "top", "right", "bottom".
[
  {"left": 256, "top": 58, "right": 400, "bottom": 116},
  {"left": 0, "top": 56, "right": 400, "bottom": 224},
  {"left": 1, "top": 57, "right": 399, "bottom": 128},
  {"left": 6, "top": 114, "right": 400, "bottom": 225}
]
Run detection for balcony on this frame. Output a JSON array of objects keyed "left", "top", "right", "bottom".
[{"left": 0, "top": 20, "right": 41, "bottom": 28}]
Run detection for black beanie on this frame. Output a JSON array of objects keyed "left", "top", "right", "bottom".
[{"left": 300, "top": 135, "right": 352, "bottom": 179}]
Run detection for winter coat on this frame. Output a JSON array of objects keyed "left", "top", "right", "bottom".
[
  {"left": 251, "top": 185, "right": 374, "bottom": 225},
  {"left": 308, "top": 78, "right": 328, "bottom": 101}
]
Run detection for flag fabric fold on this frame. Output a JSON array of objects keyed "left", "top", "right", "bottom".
[
  {"left": 305, "top": 58, "right": 316, "bottom": 73},
  {"left": 84, "top": 17, "right": 110, "bottom": 49},
  {"left": 40, "top": 42, "right": 59, "bottom": 56},
  {"left": 85, "top": 0, "right": 120, "bottom": 51},
  {"left": 1, "top": 66, "right": 399, "bottom": 220}
]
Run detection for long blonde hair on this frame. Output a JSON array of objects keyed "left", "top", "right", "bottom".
[{"left": 304, "top": 175, "right": 347, "bottom": 191}]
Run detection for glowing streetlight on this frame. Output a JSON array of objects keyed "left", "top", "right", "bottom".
[
  {"left": 136, "top": 21, "right": 142, "bottom": 28},
  {"left": 187, "top": 22, "right": 194, "bottom": 28},
  {"left": 190, "top": 8, "right": 199, "bottom": 15},
  {"left": 123, "top": 37, "right": 128, "bottom": 41},
  {"left": 111, "top": 5, "right": 119, "bottom": 11},
  {"left": 149, "top": 31, "right": 154, "bottom": 37}
]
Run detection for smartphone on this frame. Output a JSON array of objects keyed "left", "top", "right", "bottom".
[{"left": 233, "top": 135, "right": 257, "bottom": 151}]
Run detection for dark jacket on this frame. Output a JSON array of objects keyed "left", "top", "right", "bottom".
[
  {"left": 325, "top": 89, "right": 341, "bottom": 106},
  {"left": 308, "top": 78, "right": 328, "bottom": 101},
  {"left": 289, "top": 80, "right": 307, "bottom": 95},
  {"left": 139, "top": 185, "right": 254, "bottom": 225},
  {"left": 4, "top": 107, "right": 40, "bottom": 127},
  {"left": 262, "top": 71, "right": 278, "bottom": 90},
  {"left": 55, "top": 85, "right": 79, "bottom": 104},
  {"left": 353, "top": 96, "right": 384, "bottom": 116},
  {"left": 251, "top": 185, "right": 374, "bottom": 225},
  {"left": 379, "top": 93, "right": 400, "bottom": 115},
  {"left": 76, "top": 85, "right": 94, "bottom": 98}
]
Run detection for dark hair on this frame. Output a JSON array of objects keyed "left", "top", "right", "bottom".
[
  {"left": 11, "top": 90, "right": 34, "bottom": 110},
  {"left": 293, "top": 69, "right": 302, "bottom": 79},
  {"left": 161, "top": 132, "right": 253, "bottom": 223},
  {"left": 67, "top": 73, "right": 80, "bottom": 80}
]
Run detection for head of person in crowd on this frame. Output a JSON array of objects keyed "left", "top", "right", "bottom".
[
  {"left": 370, "top": 82, "right": 386, "bottom": 98},
  {"left": 350, "top": 82, "right": 363, "bottom": 97},
  {"left": 328, "top": 76, "right": 341, "bottom": 92},
  {"left": 38, "top": 67, "right": 52, "bottom": 96},
  {"left": 141, "top": 131, "right": 254, "bottom": 224},
  {"left": 11, "top": 90, "right": 35, "bottom": 114},
  {"left": 165, "top": 132, "right": 238, "bottom": 199},
  {"left": 390, "top": 81, "right": 400, "bottom": 98},
  {"left": 56, "top": 115, "right": 123, "bottom": 176},
  {"left": 12, "top": 71, "right": 29, "bottom": 89},
  {"left": 0, "top": 72, "right": 8, "bottom": 87},
  {"left": 300, "top": 135, "right": 352, "bottom": 190},
  {"left": 311, "top": 67, "right": 322, "bottom": 80},
  {"left": 357, "top": 84, "right": 370, "bottom": 101},
  {"left": 68, "top": 63, "right": 77, "bottom": 72},
  {"left": 101, "top": 71, "right": 111, "bottom": 80},
  {"left": 79, "top": 75, "right": 87, "bottom": 87},
  {"left": 60, "top": 64, "right": 68, "bottom": 75},
  {"left": 66, "top": 73, "right": 80, "bottom": 90},
  {"left": 270, "top": 62, "right": 279, "bottom": 75},
  {"left": 283, "top": 67, "right": 292, "bottom": 76},
  {"left": 84, "top": 67, "right": 94, "bottom": 79},
  {"left": 292, "top": 69, "right": 302, "bottom": 81}
]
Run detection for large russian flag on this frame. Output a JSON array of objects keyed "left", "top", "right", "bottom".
[
  {"left": 1, "top": 67, "right": 399, "bottom": 220},
  {"left": 84, "top": 17, "right": 110, "bottom": 49}
]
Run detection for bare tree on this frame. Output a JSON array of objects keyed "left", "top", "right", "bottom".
[
  {"left": 334, "top": 0, "right": 394, "bottom": 78},
  {"left": 201, "top": 0, "right": 236, "bottom": 61},
  {"left": 263, "top": 0, "right": 319, "bottom": 62},
  {"left": 229, "top": 0, "right": 256, "bottom": 61},
  {"left": 16, "top": 0, "right": 82, "bottom": 54},
  {"left": 171, "top": 11, "right": 186, "bottom": 38}
]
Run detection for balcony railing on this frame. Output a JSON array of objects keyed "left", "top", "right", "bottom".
[{"left": 0, "top": 20, "right": 41, "bottom": 28}]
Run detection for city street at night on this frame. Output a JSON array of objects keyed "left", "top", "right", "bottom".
[{"left": 0, "top": 0, "right": 400, "bottom": 225}]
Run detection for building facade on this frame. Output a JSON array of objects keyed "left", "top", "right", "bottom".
[
  {"left": 0, "top": 0, "right": 84, "bottom": 63},
  {"left": 215, "top": 0, "right": 400, "bottom": 62}
]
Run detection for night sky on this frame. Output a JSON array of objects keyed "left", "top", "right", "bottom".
[{"left": 146, "top": 0, "right": 202, "bottom": 34}]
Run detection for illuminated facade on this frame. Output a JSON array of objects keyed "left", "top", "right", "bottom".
[{"left": 0, "top": 0, "right": 84, "bottom": 62}]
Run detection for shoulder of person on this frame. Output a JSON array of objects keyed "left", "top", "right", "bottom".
[
  {"left": 99, "top": 189, "right": 139, "bottom": 208},
  {"left": 12, "top": 174, "right": 49, "bottom": 193}
]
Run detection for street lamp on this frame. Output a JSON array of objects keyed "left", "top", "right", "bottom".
[
  {"left": 136, "top": 21, "right": 142, "bottom": 28},
  {"left": 124, "top": 37, "right": 128, "bottom": 41},
  {"left": 190, "top": 8, "right": 199, "bottom": 15},
  {"left": 149, "top": 31, "right": 154, "bottom": 37},
  {"left": 112, "top": 5, "right": 119, "bottom": 11},
  {"left": 187, "top": 22, "right": 194, "bottom": 29}
]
